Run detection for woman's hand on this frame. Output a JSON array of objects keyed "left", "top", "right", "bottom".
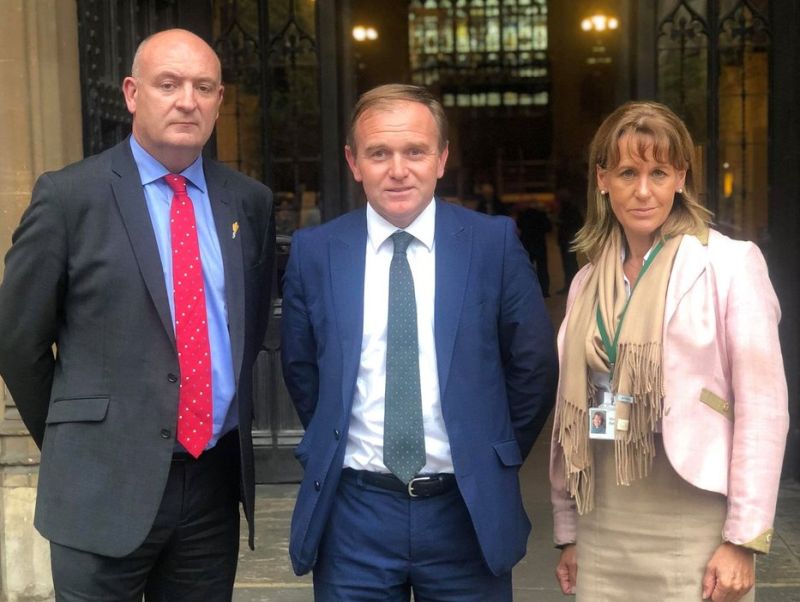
[
  {"left": 702, "top": 542, "right": 755, "bottom": 601},
  {"left": 555, "top": 544, "right": 578, "bottom": 595}
]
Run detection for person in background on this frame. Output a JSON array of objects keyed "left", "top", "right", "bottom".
[
  {"left": 516, "top": 201, "right": 552, "bottom": 297},
  {"left": 555, "top": 187, "right": 583, "bottom": 293},
  {"left": 475, "top": 181, "right": 508, "bottom": 216},
  {"left": 0, "top": 29, "right": 274, "bottom": 600},
  {"left": 282, "top": 83, "right": 557, "bottom": 601},
  {"left": 550, "top": 101, "right": 788, "bottom": 601}
]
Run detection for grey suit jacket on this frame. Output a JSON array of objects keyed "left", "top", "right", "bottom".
[{"left": 0, "top": 139, "right": 274, "bottom": 557}]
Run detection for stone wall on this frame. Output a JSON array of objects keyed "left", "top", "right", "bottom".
[{"left": 0, "top": 1, "right": 83, "bottom": 600}]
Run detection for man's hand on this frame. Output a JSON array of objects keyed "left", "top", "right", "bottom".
[
  {"left": 702, "top": 542, "right": 755, "bottom": 601},
  {"left": 555, "top": 544, "right": 577, "bottom": 595}
]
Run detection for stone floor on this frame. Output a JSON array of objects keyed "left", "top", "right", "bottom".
[
  {"left": 232, "top": 254, "right": 800, "bottom": 601},
  {"left": 232, "top": 434, "right": 800, "bottom": 601}
]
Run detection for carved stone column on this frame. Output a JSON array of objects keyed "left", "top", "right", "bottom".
[{"left": 0, "top": 1, "right": 82, "bottom": 600}]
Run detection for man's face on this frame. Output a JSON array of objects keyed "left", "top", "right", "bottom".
[
  {"left": 123, "top": 30, "right": 223, "bottom": 171},
  {"left": 345, "top": 101, "right": 448, "bottom": 228}
]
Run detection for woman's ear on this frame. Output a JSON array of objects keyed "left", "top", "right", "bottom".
[
  {"left": 676, "top": 169, "right": 687, "bottom": 192},
  {"left": 596, "top": 164, "right": 607, "bottom": 194}
]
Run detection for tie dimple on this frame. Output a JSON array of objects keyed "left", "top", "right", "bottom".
[{"left": 165, "top": 174, "right": 212, "bottom": 458}]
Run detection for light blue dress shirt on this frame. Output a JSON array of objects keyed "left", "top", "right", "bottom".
[{"left": 129, "top": 137, "right": 237, "bottom": 450}]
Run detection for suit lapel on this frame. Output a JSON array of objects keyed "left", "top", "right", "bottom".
[
  {"left": 330, "top": 210, "right": 367, "bottom": 414},
  {"left": 665, "top": 233, "right": 708, "bottom": 324},
  {"left": 111, "top": 145, "right": 246, "bottom": 375},
  {"left": 205, "top": 162, "right": 246, "bottom": 382},
  {"left": 433, "top": 201, "right": 470, "bottom": 397},
  {"left": 111, "top": 141, "right": 175, "bottom": 344}
]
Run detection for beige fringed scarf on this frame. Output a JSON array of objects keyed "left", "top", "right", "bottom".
[{"left": 557, "top": 228, "right": 682, "bottom": 514}]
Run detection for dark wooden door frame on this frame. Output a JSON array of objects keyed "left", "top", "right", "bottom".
[
  {"left": 77, "top": 0, "right": 350, "bottom": 483},
  {"left": 634, "top": 0, "right": 800, "bottom": 479},
  {"left": 768, "top": 1, "right": 800, "bottom": 479}
]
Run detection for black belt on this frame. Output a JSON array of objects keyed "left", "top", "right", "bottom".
[{"left": 342, "top": 468, "right": 456, "bottom": 498}]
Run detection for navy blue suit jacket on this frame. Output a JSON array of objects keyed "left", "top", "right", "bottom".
[{"left": 281, "top": 199, "right": 557, "bottom": 576}]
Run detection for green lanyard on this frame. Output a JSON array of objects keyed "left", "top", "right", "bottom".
[{"left": 596, "top": 238, "right": 666, "bottom": 373}]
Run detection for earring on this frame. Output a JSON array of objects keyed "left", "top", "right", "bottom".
[
  {"left": 600, "top": 190, "right": 607, "bottom": 196},
  {"left": 677, "top": 188, "right": 683, "bottom": 194}
]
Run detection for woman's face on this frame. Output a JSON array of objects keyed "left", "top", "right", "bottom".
[
  {"left": 592, "top": 412, "right": 604, "bottom": 428},
  {"left": 597, "top": 134, "right": 686, "bottom": 249}
]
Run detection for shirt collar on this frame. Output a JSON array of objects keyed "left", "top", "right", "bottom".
[
  {"left": 366, "top": 199, "right": 436, "bottom": 253},
  {"left": 620, "top": 240, "right": 659, "bottom": 263},
  {"left": 621, "top": 239, "right": 660, "bottom": 292},
  {"left": 129, "top": 136, "right": 207, "bottom": 194}
]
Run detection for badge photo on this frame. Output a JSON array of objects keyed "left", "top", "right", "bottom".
[{"left": 589, "top": 406, "right": 615, "bottom": 440}]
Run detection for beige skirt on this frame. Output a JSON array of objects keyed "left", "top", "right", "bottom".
[{"left": 576, "top": 436, "right": 755, "bottom": 602}]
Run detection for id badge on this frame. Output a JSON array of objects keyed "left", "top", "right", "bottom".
[
  {"left": 614, "top": 393, "right": 634, "bottom": 432},
  {"left": 589, "top": 391, "right": 616, "bottom": 440}
]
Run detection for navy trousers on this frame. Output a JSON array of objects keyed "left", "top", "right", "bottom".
[{"left": 313, "top": 470, "right": 512, "bottom": 601}]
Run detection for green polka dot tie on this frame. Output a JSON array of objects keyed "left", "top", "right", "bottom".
[{"left": 384, "top": 231, "right": 426, "bottom": 484}]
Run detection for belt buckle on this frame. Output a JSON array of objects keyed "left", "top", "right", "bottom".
[{"left": 407, "top": 476, "right": 432, "bottom": 498}]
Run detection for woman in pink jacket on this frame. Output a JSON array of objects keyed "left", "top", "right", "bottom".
[{"left": 550, "top": 101, "right": 788, "bottom": 602}]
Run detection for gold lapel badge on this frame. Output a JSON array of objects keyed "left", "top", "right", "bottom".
[{"left": 232, "top": 221, "right": 239, "bottom": 239}]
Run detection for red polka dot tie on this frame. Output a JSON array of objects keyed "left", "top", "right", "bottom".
[{"left": 165, "top": 174, "right": 212, "bottom": 458}]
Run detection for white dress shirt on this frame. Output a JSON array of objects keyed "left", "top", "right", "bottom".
[{"left": 343, "top": 200, "right": 455, "bottom": 474}]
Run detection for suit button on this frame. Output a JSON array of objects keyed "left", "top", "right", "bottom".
[
  {"left": 167, "top": 373, "right": 178, "bottom": 383},
  {"left": 160, "top": 429, "right": 171, "bottom": 439},
  {"left": 314, "top": 480, "right": 321, "bottom": 491},
  {"left": 334, "top": 429, "right": 340, "bottom": 440}
]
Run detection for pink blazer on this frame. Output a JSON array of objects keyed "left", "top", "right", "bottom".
[{"left": 550, "top": 230, "right": 789, "bottom": 552}]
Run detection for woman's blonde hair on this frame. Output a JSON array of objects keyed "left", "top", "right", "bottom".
[{"left": 574, "top": 101, "right": 712, "bottom": 261}]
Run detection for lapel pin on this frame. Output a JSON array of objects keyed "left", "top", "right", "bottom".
[{"left": 232, "top": 221, "right": 239, "bottom": 239}]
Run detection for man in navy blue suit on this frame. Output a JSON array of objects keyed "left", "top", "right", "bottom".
[{"left": 281, "top": 84, "right": 557, "bottom": 601}]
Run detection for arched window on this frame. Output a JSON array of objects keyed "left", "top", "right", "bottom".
[
  {"left": 656, "top": 0, "right": 770, "bottom": 243},
  {"left": 409, "top": 0, "right": 549, "bottom": 108}
]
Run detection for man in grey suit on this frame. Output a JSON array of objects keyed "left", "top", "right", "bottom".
[{"left": 0, "top": 29, "right": 274, "bottom": 600}]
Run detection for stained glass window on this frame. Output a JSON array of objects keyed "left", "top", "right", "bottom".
[{"left": 409, "top": 0, "right": 548, "bottom": 108}]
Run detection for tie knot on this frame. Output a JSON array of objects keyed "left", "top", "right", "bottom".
[
  {"left": 165, "top": 174, "right": 188, "bottom": 195},
  {"left": 391, "top": 231, "right": 414, "bottom": 255}
]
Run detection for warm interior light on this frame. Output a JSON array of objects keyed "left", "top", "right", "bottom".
[
  {"left": 723, "top": 162, "right": 734, "bottom": 198},
  {"left": 581, "top": 13, "right": 620, "bottom": 32},
  {"left": 592, "top": 15, "right": 607, "bottom": 31},
  {"left": 353, "top": 25, "right": 378, "bottom": 42}
]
